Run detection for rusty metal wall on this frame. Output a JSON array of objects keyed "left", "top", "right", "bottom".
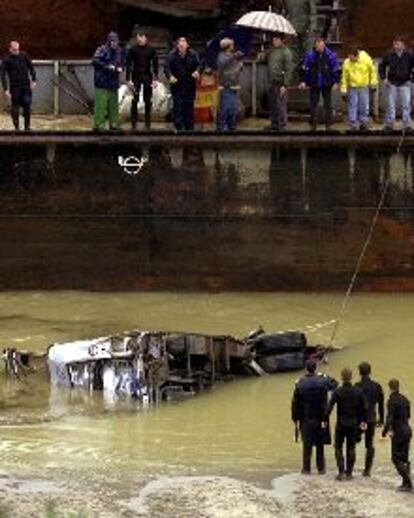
[{"left": 0, "top": 138, "right": 412, "bottom": 290}]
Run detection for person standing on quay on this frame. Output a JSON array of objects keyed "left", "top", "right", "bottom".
[
  {"left": 300, "top": 37, "right": 340, "bottom": 131},
  {"left": 340, "top": 45, "right": 378, "bottom": 131},
  {"left": 263, "top": 33, "right": 294, "bottom": 132},
  {"left": 382, "top": 379, "right": 413, "bottom": 492},
  {"left": 216, "top": 38, "right": 244, "bottom": 131},
  {"left": 1, "top": 41, "right": 36, "bottom": 131},
  {"left": 165, "top": 37, "right": 200, "bottom": 132},
  {"left": 126, "top": 29, "right": 159, "bottom": 131},
  {"left": 379, "top": 35, "right": 414, "bottom": 133},
  {"left": 92, "top": 32, "right": 123, "bottom": 131}
]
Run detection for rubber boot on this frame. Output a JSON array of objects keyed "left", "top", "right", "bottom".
[
  {"left": 363, "top": 447, "right": 375, "bottom": 476},
  {"left": 402, "top": 461, "right": 413, "bottom": 490},
  {"left": 130, "top": 96, "right": 138, "bottom": 131},
  {"left": 11, "top": 107, "right": 19, "bottom": 131},
  {"left": 145, "top": 103, "right": 152, "bottom": 130},
  {"left": 396, "top": 461, "right": 413, "bottom": 491},
  {"left": 24, "top": 110, "right": 31, "bottom": 132}
]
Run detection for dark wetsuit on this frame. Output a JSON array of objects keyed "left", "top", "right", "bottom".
[
  {"left": 126, "top": 44, "right": 159, "bottom": 129},
  {"left": 355, "top": 376, "right": 384, "bottom": 474},
  {"left": 292, "top": 373, "right": 338, "bottom": 473},
  {"left": 327, "top": 382, "right": 367, "bottom": 476},
  {"left": 383, "top": 391, "right": 412, "bottom": 489},
  {"left": 1, "top": 52, "right": 36, "bottom": 130}
]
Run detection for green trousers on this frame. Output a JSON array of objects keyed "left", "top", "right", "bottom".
[{"left": 94, "top": 88, "right": 120, "bottom": 130}]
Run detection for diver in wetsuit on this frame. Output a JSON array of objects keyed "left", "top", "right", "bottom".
[
  {"left": 382, "top": 378, "right": 413, "bottom": 492},
  {"left": 126, "top": 29, "right": 159, "bottom": 130},
  {"left": 355, "top": 362, "right": 384, "bottom": 476},
  {"left": 327, "top": 368, "right": 367, "bottom": 480}
]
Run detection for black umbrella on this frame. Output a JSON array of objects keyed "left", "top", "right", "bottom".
[{"left": 206, "top": 26, "right": 253, "bottom": 69}]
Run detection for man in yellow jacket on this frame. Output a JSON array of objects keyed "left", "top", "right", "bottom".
[{"left": 341, "top": 46, "right": 378, "bottom": 131}]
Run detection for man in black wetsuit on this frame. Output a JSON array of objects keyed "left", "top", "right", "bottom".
[
  {"left": 292, "top": 359, "right": 338, "bottom": 475},
  {"left": 126, "top": 29, "right": 159, "bottom": 130},
  {"left": 1, "top": 41, "right": 36, "bottom": 131},
  {"left": 327, "top": 368, "right": 367, "bottom": 480},
  {"left": 382, "top": 379, "right": 413, "bottom": 492},
  {"left": 355, "top": 362, "right": 384, "bottom": 477}
]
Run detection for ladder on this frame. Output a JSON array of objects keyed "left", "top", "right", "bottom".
[{"left": 313, "top": 0, "right": 346, "bottom": 50}]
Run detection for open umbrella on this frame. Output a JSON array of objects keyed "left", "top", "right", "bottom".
[
  {"left": 235, "top": 10, "right": 296, "bottom": 36},
  {"left": 206, "top": 26, "right": 253, "bottom": 69}
]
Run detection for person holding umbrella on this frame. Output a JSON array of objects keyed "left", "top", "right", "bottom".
[
  {"left": 216, "top": 38, "right": 244, "bottom": 131},
  {"left": 235, "top": 9, "right": 296, "bottom": 131},
  {"left": 263, "top": 32, "right": 294, "bottom": 131}
]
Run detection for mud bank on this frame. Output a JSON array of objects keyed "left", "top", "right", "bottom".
[
  {"left": 0, "top": 471, "right": 128, "bottom": 518},
  {"left": 121, "top": 473, "right": 414, "bottom": 517},
  {"left": 1, "top": 471, "right": 413, "bottom": 517}
]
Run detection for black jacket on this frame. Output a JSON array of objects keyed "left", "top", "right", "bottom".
[
  {"left": 165, "top": 48, "right": 200, "bottom": 97},
  {"left": 292, "top": 373, "right": 338, "bottom": 423},
  {"left": 355, "top": 377, "right": 384, "bottom": 424},
  {"left": 126, "top": 44, "right": 159, "bottom": 82},
  {"left": 327, "top": 382, "right": 367, "bottom": 427},
  {"left": 1, "top": 52, "right": 36, "bottom": 90},
  {"left": 383, "top": 392, "right": 411, "bottom": 437},
  {"left": 379, "top": 50, "right": 414, "bottom": 86}
]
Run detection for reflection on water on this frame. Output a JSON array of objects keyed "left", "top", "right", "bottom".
[{"left": 0, "top": 291, "right": 414, "bottom": 486}]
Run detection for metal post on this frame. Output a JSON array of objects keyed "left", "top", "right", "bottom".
[
  {"left": 252, "top": 61, "right": 257, "bottom": 117},
  {"left": 210, "top": 338, "right": 215, "bottom": 383},
  {"left": 373, "top": 61, "right": 380, "bottom": 120},
  {"left": 53, "top": 60, "right": 60, "bottom": 117},
  {"left": 185, "top": 336, "right": 192, "bottom": 378}
]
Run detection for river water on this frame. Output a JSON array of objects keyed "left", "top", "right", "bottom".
[{"left": 0, "top": 291, "right": 413, "bottom": 494}]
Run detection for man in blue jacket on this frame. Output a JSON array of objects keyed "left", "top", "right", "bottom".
[
  {"left": 165, "top": 37, "right": 200, "bottom": 131},
  {"left": 300, "top": 37, "right": 340, "bottom": 131},
  {"left": 92, "top": 32, "right": 123, "bottom": 131}
]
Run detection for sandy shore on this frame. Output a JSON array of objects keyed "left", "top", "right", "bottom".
[{"left": 1, "top": 470, "right": 413, "bottom": 517}]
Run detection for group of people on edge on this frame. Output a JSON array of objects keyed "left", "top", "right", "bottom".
[
  {"left": 292, "top": 360, "right": 412, "bottom": 492},
  {"left": 1, "top": 31, "right": 414, "bottom": 134}
]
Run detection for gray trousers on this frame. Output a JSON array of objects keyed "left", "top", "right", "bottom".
[{"left": 268, "top": 85, "right": 288, "bottom": 129}]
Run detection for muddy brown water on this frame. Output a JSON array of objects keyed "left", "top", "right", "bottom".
[{"left": 0, "top": 291, "right": 413, "bottom": 491}]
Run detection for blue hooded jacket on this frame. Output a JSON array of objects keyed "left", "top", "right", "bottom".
[
  {"left": 93, "top": 32, "right": 124, "bottom": 91},
  {"left": 301, "top": 46, "right": 339, "bottom": 89}
]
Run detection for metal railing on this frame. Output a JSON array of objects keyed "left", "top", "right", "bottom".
[{"left": 0, "top": 58, "right": 392, "bottom": 118}]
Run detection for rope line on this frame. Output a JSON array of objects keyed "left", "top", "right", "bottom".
[{"left": 329, "top": 130, "right": 408, "bottom": 347}]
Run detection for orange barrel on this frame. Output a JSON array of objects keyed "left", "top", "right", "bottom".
[{"left": 194, "top": 72, "right": 219, "bottom": 124}]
